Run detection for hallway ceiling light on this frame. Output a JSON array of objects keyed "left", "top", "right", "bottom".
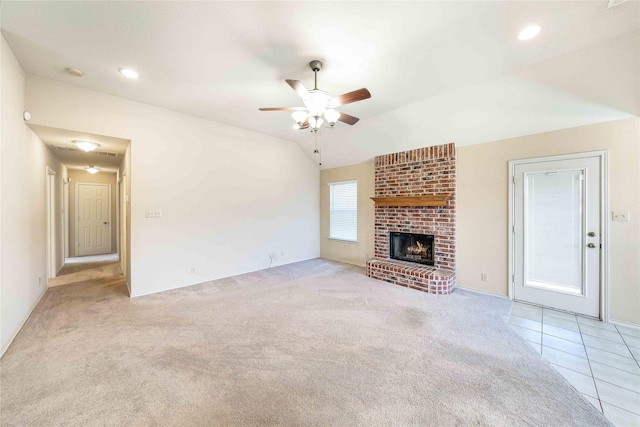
[
  {"left": 73, "top": 140, "right": 99, "bottom": 152},
  {"left": 518, "top": 25, "right": 542, "bottom": 41},
  {"left": 66, "top": 68, "right": 84, "bottom": 77},
  {"left": 119, "top": 68, "right": 139, "bottom": 79},
  {"left": 85, "top": 166, "right": 100, "bottom": 174}
]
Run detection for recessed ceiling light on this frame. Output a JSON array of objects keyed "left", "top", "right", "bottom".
[
  {"left": 73, "top": 140, "right": 99, "bottom": 152},
  {"left": 518, "top": 25, "right": 541, "bottom": 41},
  {"left": 119, "top": 68, "right": 139, "bottom": 79},
  {"left": 85, "top": 166, "right": 100, "bottom": 174},
  {"left": 67, "top": 68, "right": 84, "bottom": 77}
]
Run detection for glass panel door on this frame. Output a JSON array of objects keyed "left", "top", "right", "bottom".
[
  {"left": 513, "top": 155, "right": 601, "bottom": 318},
  {"left": 524, "top": 170, "right": 584, "bottom": 295}
]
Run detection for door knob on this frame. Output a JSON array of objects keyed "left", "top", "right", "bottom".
[
  {"left": 587, "top": 232, "right": 596, "bottom": 237},
  {"left": 587, "top": 243, "right": 596, "bottom": 248},
  {"left": 104, "top": 222, "right": 109, "bottom": 225}
]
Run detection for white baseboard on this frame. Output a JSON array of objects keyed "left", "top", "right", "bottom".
[
  {"left": 455, "top": 285, "right": 509, "bottom": 300},
  {"left": 0, "top": 287, "right": 47, "bottom": 359},
  {"left": 610, "top": 319, "right": 640, "bottom": 331},
  {"left": 320, "top": 255, "right": 366, "bottom": 268},
  {"left": 130, "top": 257, "right": 319, "bottom": 298}
]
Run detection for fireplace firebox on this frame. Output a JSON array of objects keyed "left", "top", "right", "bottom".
[{"left": 390, "top": 232, "right": 434, "bottom": 266}]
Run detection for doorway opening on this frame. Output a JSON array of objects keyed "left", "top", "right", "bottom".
[{"left": 29, "top": 124, "right": 131, "bottom": 294}]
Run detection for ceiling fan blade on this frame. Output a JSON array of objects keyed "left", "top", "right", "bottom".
[
  {"left": 258, "top": 107, "right": 307, "bottom": 111},
  {"left": 298, "top": 117, "right": 310, "bottom": 130},
  {"left": 338, "top": 112, "right": 360, "bottom": 125},
  {"left": 330, "top": 88, "right": 371, "bottom": 107},
  {"left": 286, "top": 79, "right": 310, "bottom": 101}
]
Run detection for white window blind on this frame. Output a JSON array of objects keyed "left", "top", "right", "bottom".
[{"left": 329, "top": 180, "right": 358, "bottom": 242}]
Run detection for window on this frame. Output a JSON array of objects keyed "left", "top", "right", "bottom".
[{"left": 329, "top": 180, "right": 357, "bottom": 242}]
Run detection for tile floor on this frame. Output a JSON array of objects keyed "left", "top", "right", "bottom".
[{"left": 509, "top": 302, "right": 640, "bottom": 427}]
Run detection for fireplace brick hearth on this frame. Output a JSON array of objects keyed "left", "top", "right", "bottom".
[{"left": 366, "top": 143, "right": 456, "bottom": 294}]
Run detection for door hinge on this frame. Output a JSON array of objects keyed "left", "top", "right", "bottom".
[
  {"left": 512, "top": 275, "right": 515, "bottom": 283},
  {"left": 512, "top": 175, "right": 516, "bottom": 184},
  {"left": 512, "top": 225, "right": 515, "bottom": 234}
]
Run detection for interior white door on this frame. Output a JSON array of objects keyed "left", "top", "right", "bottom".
[
  {"left": 513, "top": 156, "right": 601, "bottom": 317},
  {"left": 77, "top": 183, "right": 111, "bottom": 256}
]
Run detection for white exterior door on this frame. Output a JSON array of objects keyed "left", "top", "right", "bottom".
[
  {"left": 77, "top": 183, "right": 111, "bottom": 256},
  {"left": 513, "top": 156, "right": 602, "bottom": 317}
]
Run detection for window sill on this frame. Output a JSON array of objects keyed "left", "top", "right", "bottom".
[{"left": 328, "top": 237, "right": 359, "bottom": 244}]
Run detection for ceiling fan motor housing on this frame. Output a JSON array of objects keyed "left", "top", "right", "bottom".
[{"left": 309, "top": 60, "right": 323, "bottom": 72}]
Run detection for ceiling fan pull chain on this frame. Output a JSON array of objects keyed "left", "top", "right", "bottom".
[
  {"left": 314, "top": 129, "right": 319, "bottom": 154},
  {"left": 318, "top": 130, "right": 322, "bottom": 165}
]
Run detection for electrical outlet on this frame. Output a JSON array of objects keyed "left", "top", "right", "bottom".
[
  {"left": 145, "top": 210, "right": 162, "bottom": 218},
  {"left": 481, "top": 273, "right": 488, "bottom": 282},
  {"left": 280, "top": 251, "right": 284, "bottom": 257},
  {"left": 190, "top": 267, "right": 195, "bottom": 274},
  {"left": 612, "top": 211, "right": 630, "bottom": 222}
]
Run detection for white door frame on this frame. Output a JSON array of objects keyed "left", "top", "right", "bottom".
[
  {"left": 63, "top": 178, "right": 70, "bottom": 259},
  {"left": 120, "top": 173, "right": 127, "bottom": 281},
  {"left": 508, "top": 150, "right": 609, "bottom": 321},
  {"left": 46, "top": 167, "right": 56, "bottom": 281},
  {"left": 75, "top": 182, "right": 112, "bottom": 256},
  {"left": 115, "top": 176, "right": 120, "bottom": 255}
]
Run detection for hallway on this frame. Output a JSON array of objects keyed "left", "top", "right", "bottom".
[{"left": 48, "top": 254, "right": 123, "bottom": 288}]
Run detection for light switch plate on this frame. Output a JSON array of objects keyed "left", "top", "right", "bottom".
[
  {"left": 612, "top": 211, "right": 630, "bottom": 222},
  {"left": 145, "top": 210, "right": 162, "bottom": 218}
]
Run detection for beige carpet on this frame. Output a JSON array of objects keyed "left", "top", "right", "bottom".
[
  {"left": 48, "top": 258, "right": 123, "bottom": 287},
  {"left": 0, "top": 259, "right": 610, "bottom": 426}
]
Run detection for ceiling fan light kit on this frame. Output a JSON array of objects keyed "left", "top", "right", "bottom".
[{"left": 260, "top": 60, "right": 371, "bottom": 164}]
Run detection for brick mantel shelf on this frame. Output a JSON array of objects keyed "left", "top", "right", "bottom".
[{"left": 370, "top": 194, "right": 451, "bottom": 207}]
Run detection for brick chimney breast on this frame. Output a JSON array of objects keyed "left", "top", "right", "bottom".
[{"left": 367, "top": 143, "right": 456, "bottom": 294}]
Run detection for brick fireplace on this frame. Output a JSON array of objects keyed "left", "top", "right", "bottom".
[{"left": 366, "top": 143, "right": 456, "bottom": 294}]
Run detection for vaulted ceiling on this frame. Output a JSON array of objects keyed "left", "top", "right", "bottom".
[{"left": 2, "top": 1, "right": 638, "bottom": 169}]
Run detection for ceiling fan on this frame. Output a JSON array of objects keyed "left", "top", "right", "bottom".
[{"left": 259, "top": 60, "right": 371, "bottom": 133}]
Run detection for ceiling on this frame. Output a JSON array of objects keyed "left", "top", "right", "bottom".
[
  {"left": 29, "top": 124, "right": 130, "bottom": 173},
  {"left": 2, "top": 1, "right": 638, "bottom": 169}
]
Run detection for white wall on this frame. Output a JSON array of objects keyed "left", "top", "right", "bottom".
[
  {"left": 1, "top": 36, "right": 67, "bottom": 355},
  {"left": 25, "top": 75, "right": 320, "bottom": 297}
]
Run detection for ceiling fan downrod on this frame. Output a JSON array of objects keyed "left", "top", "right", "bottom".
[{"left": 309, "top": 60, "right": 322, "bottom": 90}]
